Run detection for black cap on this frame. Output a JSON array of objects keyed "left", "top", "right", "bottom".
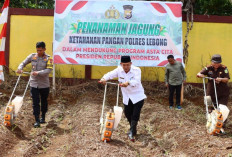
[
  {"left": 211, "top": 54, "right": 222, "bottom": 63},
  {"left": 121, "top": 56, "right": 131, "bottom": 63}
]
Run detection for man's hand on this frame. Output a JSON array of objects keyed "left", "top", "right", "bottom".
[
  {"left": 197, "top": 73, "right": 204, "bottom": 78},
  {"left": 215, "top": 77, "right": 222, "bottom": 84},
  {"left": 31, "top": 71, "right": 39, "bottom": 76},
  {"left": 120, "top": 81, "right": 129, "bottom": 87},
  {"left": 17, "top": 69, "right": 23, "bottom": 74},
  {"left": 183, "top": 80, "right": 186, "bottom": 84},
  {"left": 165, "top": 83, "right": 169, "bottom": 88},
  {"left": 99, "top": 78, "right": 106, "bottom": 85}
]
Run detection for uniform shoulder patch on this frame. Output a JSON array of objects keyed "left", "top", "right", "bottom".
[
  {"left": 225, "top": 69, "right": 228, "bottom": 73},
  {"left": 32, "top": 54, "right": 37, "bottom": 60},
  {"left": 46, "top": 58, "right": 53, "bottom": 69},
  {"left": 204, "top": 65, "right": 211, "bottom": 70},
  {"left": 222, "top": 65, "right": 227, "bottom": 68}
]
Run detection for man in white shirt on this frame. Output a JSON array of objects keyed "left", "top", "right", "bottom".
[
  {"left": 0, "top": 65, "right": 4, "bottom": 95},
  {"left": 99, "top": 56, "right": 146, "bottom": 142}
]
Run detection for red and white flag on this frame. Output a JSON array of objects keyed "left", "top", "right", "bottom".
[
  {"left": 0, "top": 0, "right": 9, "bottom": 82},
  {"left": 0, "top": 0, "right": 9, "bottom": 66}
]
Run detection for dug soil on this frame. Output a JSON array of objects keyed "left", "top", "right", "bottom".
[{"left": 1, "top": 80, "right": 232, "bottom": 157}]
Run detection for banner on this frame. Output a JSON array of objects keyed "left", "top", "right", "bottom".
[{"left": 53, "top": 0, "right": 183, "bottom": 66}]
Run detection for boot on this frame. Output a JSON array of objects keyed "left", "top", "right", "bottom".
[
  {"left": 128, "top": 121, "right": 138, "bottom": 142},
  {"left": 34, "top": 115, "right": 40, "bottom": 128},
  {"left": 40, "top": 113, "right": 46, "bottom": 124},
  {"left": 131, "top": 121, "right": 138, "bottom": 136},
  {"left": 220, "top": 119, "right": 228, "bottom": 134},
  {"left": 128, "top": 131, "right": 135, "bottom": 142},
  {"left": 223, "top": 119, "right": 228, "bottom": 129}
]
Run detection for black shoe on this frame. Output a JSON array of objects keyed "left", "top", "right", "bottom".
[
  {"left": 34, "top": 115, "right": 40, "bottom": 128},
  {"left": 128, "top": 131, "right": 135, "bottom": 142},
  {"left": 40, "top": 118, "right": 46, "bottom": 124},
  {"left": 34, "top": 122, "right": 40, "bottom": 128},
  {"left": 40, "top": 113, "right": 46, "bottom": 123},
  {"left": 128, "top": 121, "right": 138, "bottom": 142},
  {"left": 220, "top": 128, "right": 226, "bottom": 135}
]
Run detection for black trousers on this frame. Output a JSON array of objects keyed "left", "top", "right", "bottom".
[
  {"left": 30, "top": 87, "right": 49, "bottom": 117},
  {"left": 169, "top": 84, "right": 182, "bottom": 106},
  {"left": 124, "top": 99, "right": 144, "bottom": 125}
]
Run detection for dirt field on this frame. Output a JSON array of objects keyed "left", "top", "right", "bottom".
[{"left": 1, "top": 79, "right": 232, "bottom": 157}]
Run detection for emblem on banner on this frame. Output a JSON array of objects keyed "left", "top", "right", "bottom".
[
  {"left": 105, "top": 5, "right": 120, "bottom": 19},
  {"left": 123, "top": 5, "right": 133, "bottom": 19}
]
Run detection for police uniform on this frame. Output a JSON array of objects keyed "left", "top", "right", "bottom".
[
  {"left": 18, "top": 53, "right": 53, "bottom": 124},
  {"left": 200, "top": 56, "right": 230, "bottom": 105}
]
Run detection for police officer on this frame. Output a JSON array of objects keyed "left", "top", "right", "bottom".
[
  {"left": 197, "top": 54, "right": 230, "bottom": 132},
  {"left": 17, "top": 42, "right": 53, "bottom": 128},
  {"left": 99, "top": 56, "right": 146, "bottom": 142}
]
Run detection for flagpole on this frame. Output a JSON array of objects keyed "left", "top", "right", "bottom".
[
  {"left": 52, "top": 62, "right": 55, "bottom": 97},
  {"left": 52, "top": 42, "right": 56, "bottom": 98}
]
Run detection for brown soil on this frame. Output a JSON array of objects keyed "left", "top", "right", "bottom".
[{"left": 1, "top": 80, "right": 232, "bottom": 157}]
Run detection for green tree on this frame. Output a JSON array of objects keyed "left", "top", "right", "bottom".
[
  {"left": 0, "top": 0, "right": 55, "bottom": 9},
  {"left": 194, "top": 0, "right": 232, "bottom": 16},
  {"left": 0, "top": 0, "right": 232, "bottom": 16},
  {"left": 145, "top": 0, "right": 232, "bottom": 16}
]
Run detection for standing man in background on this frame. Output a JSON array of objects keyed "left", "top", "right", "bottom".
[
  {"left": 165, "top": 55, "right": 186, "bottom": 110},
  {"left": 99, "top": 56, "right": 146, "bottom": 142},
  {"left": 17, "top": 41, "right": 53, "bottom": 128}
]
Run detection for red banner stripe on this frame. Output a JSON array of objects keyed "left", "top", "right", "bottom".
[
  {"left": 157, "top": 60, "right": 168, "bottom": 66},
  {"left": 165, "top": 3, "right": 182, "bottom": 18},
  {"left": 157, "top": 58, "right": 183, "bottom": 66},
  {"left": 66, "top": 58, "right": 78, "bottom": 64},
  {"left": 176, "top": 58, "right": 182, "bottom": 62},
  {"left": 71, "top": 1, "right": 88, "bottom": 11},
  {"left": 54, "top": 55, "right": 66, "bottom": 64},
  {"left": 150, "top": 3, "right": 167, "bottom": 14},
  {"left": 55, "top": 0, "right": 72, "bottom": 14}
]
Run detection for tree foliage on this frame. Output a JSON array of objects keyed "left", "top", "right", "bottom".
[
  {"left": 144, "top": 0, "right": 232, "bottom": 16},
  {"left": 0, "top": 0, "right": 232, "bottom": 16},
  {"left": 0, "top": 0, "right": 54, "bottom": 9},
  {"left": 194, "top": 0, "right": 232, "bottom": 16}
]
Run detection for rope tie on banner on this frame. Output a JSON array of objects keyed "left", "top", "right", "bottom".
[{"left": 182, "top": 0, "right": 194, "bottom": 64}]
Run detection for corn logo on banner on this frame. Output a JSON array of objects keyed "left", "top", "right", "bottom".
[{"left": 53, "top": 0, "right": 183, "bottom": 66}]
